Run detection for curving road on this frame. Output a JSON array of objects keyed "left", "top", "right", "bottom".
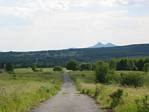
[{"left": 32, "top": 74, "right": 104, "bottom": 112}]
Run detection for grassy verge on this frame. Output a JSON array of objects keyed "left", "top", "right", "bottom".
[
  {"left": 70, "top": 71, "right": 149, "bottom": 112},
  {"left": 0, "top": 68, "right": 62, "bottom": 112}
]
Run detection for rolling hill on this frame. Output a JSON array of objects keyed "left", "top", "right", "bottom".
[{"left": 0, "top": 44, "right": 149, "bottom": 67}]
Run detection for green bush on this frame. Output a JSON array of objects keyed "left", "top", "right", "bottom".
[
  {"left": 5, "top": 63, "right": 14, "bottom": 73},
  {"left": 143, "top": 63, "right": 149, "bottom": 72},
  {"left": 79, "top": 63, "right": 92, "bottom": 71},
  {"left": 95, "top": 61, "right": 110, "bottom": 83},
  {"left": 120, "top": 73, "right": 144, "bottom": 87},
  {"left": 136, "top": 96, "right": 149, "bottom": 112},
  {"left": 53, "top": 66, "right": 63, "bottom": 71},
  {"left": 110, "top": 89, "right": 123, "bottom": 109},
  {"left": 66, "top": 60, "right": 79, "bottom": 71},
  {"left": 31, "top": 65, "right": 37, "bottom": 72},
  {"left": 109, "top": 59, "right": 117, "bottom": 71}
]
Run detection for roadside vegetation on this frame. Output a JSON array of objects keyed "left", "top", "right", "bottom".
[
  {"left": 70, "top": 58, "right": 149, "bottom": 112},
  {"left": 0, "top": 57, "right": 149, "bottom": 112},
  {"left": 0, "top": 68, "right": 62, "bottom": 112}
]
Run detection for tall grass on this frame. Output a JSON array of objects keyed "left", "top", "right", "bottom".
[
  {"left": 0, "top": 68, "right": 62, "bottom": 112},
  {"left": 70, "top": 71, "right": 149, "bottom": 112}
]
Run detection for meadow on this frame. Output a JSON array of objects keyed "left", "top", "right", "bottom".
[
  {"left": 70, "top": 71, "right": 149, "bottom": 112},
  {"left": 0, "top": 68, "right": 62, "bottom": 112}
]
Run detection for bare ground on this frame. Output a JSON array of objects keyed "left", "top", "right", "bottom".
[{"left": 32, "top": 74, "right": 104, "bottom": 112}]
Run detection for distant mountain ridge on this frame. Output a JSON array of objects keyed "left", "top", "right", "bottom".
[
  {"left": 90, "top": 42, "right": 116, "bottom": 48},
  {"left": 0, "top": 43, "right": 149, "bottom": 67}
]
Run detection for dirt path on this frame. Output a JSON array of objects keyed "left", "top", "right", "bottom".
[{"left": 32, "top": 73, "right": 104, "bottom": 112}]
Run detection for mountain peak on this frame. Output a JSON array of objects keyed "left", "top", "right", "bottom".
[
  {"left": 90, "top": 42, "right": 116, "bottom": 48},
  {"left": 105, "top": 43, "right": 115, "bottom": 46},
  {"left": 97, "top": 42, "right": 103, "bottom": 45}
]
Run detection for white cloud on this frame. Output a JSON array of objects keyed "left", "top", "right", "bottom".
[{"left": 0, "top": 0, "right": 149, "bottom": 51}]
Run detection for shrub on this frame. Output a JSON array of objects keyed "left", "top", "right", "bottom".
[
  {"left": 95, "top": 61, "right": 110, "bottom": 83},
  {"left": 94, "top": 86, "right": 100, "bottom": 98},
  {"left": 109, "top": 59, "right": 117, "bottom": 71},
  {"left": 5, "top": 63, "right": 14, "bottom": 73},
  {"left": 79, "top": 63, "right": 92, "bottom": 71},
  {"left": 120, "top": 73, "right": 144, "bottom": 87},
  {"left": 143, "top": 63, "right": 149, "bottom": 72},
  {"left": 0, "top": 70, "right": 3, "bottom": 73},
  {"left": 31, "top": 65, "right": 37, "bottom": 72},
  {"left": 136, "top": 96, "right": 149, "bottom": 112},
  {"left": 110, "top": 89, "right": 123, "bottom": 108},
  {"left": 53, "top": 66, "right": 63, "bottom": 71},
  {"left": 66, "top": 60, "right": 79, "bottom": 71}
]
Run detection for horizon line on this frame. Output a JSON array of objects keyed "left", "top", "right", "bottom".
[{"left": 0, "top": 42, "right": 149, "bottom": 52}]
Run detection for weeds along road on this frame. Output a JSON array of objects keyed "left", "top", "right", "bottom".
[{"left": 32, "top": 73, "right": 104, "bottom": 112}]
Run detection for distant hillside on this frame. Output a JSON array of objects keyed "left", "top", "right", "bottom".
[
  {"left": 90, "top": 42, "right": 116, "bottom": 48},
  {"left": 0, "top": 44, "right": 149, "bottom": 67}
]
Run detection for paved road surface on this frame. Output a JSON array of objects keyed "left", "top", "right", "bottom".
[{"left": 32, "top": 74, "right": 104, "bottom": 112}]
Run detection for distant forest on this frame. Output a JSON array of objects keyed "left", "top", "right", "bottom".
[{"left": 0, "top": 44, "right": 149, "bottom": 68}]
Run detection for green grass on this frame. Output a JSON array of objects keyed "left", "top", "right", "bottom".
[
  {"left": 0, "top": 68, "right": 62, "bottom": 112},
  {"left": 70, "top": 71, "right": 149, "bottom": 112}
]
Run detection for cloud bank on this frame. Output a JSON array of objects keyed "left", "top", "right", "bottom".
[{"left": 0, "top": 0, "right": 149, "bottom": 51}]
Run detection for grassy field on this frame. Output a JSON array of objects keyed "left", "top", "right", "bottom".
[
  {"left": 0, "top": 68, "right": 63, "bottom": 112},
  {"left": 70, "top": 71, "right": 149, "bottom": 112}
]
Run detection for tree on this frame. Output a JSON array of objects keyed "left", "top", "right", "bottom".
[
  {"left": 117, "top": 59, "right": 128, "bottom": 70},
  {"left": 66, "top": 60, "right": 78, "bottom": 71},
  {"left": 5, "top": 63, "right": 14, "bottom": 73},
  {"left": 95, "top": 61, "right": 110, "bottom": 83},
  {"left": 79, "top": 63, "right": 92, "bottom": 71},
  {"left": 136, "top": 59, "right": 144, "bottom": 71},
  {"left": 0, "top": 63, "right": 5, "bottom": 69},
  {"left": 127, "top": 60, "right": 137, "bottom": 70},
  {"left": 143, "top": 63, "right": 149, "bottom": 72},
  {"left": 109, "top": 59, "right": 116, "bottom": 71}
]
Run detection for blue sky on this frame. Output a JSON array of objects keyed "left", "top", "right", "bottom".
[
  {"left": 0, "top": 0, "right": 149, "bottom": 51},
  {"left": 0, "top": 14, "right": 31, "bottom": 27},
  {"left": 0, "top": 0, "right": 16, "bottom": 4}
]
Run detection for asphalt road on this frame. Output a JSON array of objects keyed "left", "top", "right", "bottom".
[{"left": 32, "top": 74, "right": 104, "bottom": 112}]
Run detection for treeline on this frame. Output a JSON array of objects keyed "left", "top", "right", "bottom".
[
  {"left": 115, "top": 58, "right": 149, "bottom": 71},
  {"left": 1, "top": 57, "right": 149, "bottom": 73},
  {"left": 66, "top": 57, "right": 149, "bottom": 72}
]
